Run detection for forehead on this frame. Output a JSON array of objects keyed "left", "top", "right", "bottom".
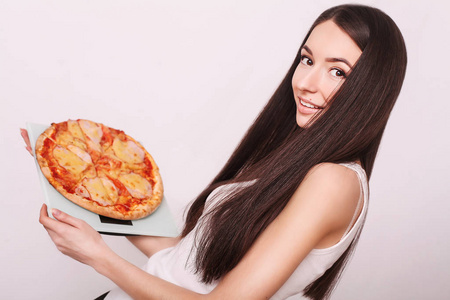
[{"left": 305, "top": 20, "right": 362, "bottom": 65}]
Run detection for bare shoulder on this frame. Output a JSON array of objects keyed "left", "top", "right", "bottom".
[
  {"left": 291, "top": 162, "right": 361, "bottom": 235},
  {"left": 306, "top": 162, "right": 360, "bottom": 195}
]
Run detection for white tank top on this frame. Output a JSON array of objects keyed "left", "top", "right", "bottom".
[{"left": 106, "top": 162, "right": 368, "bottom": 299}]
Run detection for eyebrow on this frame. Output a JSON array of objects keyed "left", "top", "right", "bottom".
[{"left": 302, "top": 45, "right": 354, "bottom": 69}]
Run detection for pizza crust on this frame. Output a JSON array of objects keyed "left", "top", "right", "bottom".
[{"left": 35, "top": 120, "right": 163, "bottom": 220}]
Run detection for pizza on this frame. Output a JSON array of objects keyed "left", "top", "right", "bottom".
[{"left": 35, "top": 119, "right": 163, "bottom": 220}]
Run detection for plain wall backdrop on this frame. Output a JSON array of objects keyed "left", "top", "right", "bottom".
[{"left": 1, "top": 0, "right": 449, "bottom": 299}]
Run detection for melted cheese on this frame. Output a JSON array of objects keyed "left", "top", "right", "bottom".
[
  {"left": 112, "top": 138, "right": 145, "bottom": 164},
  {"left": 82, "top": 177, "right": 114, "bottom": 206},
  {"left": 78, "top": 119, "right": 103, "bottom": 145},
  {"left": 100, "top": 177, "right": 119, "bottom": 203},
  {"left": 68, "top": 119, "right": 85, "bottom": 141},
  {"left": 55, "top": 130, "right": 73, "bottom": 147},
  {"left": 118, "top": 173, "right": 152, "bottom": 199},
  {"left": 67, "top": 145, "right": 92, "bottom": 164},
  {"left": 53, "top": 146, "right": 89, "bottom": 175},
  {"left": 72, "top": 138, "right": 87, "bottom": 151}
]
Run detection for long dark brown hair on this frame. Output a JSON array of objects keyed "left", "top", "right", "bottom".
[{"left": 181, "top": 4, "right": 407, "bottom": 299}]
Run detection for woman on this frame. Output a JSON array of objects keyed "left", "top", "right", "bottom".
[{"left": 24, "top": 4, "right": 407, "bottom": 299}]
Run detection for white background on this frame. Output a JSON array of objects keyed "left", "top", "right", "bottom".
[{"left": 1, "top": 0, "right": 449, "bottom": 299}]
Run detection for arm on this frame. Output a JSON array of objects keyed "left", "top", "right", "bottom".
[
  {"left": 126, "top": 235, "right": 180, "bottom": 258},
  {"left": 39, "top": 163, "right": 360, "bottom": 299}
]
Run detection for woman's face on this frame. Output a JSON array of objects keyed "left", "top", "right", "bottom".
[{"left": 292, "top": 20, "right": 362, "bottom": 128}]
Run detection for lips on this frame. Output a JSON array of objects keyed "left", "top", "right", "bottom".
[
  {"left": 300, "top": 99, "right": 321, "bottom": 109},
  {"left": 297, "top": 97, "right": 323, "bottom": 115}
]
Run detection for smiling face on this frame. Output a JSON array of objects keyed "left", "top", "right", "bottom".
[{"left": 292, "top": 20, "right": 362, "bottom": 128}]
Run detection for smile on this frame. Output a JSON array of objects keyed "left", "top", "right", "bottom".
[{"left": 300, "top": 99, "right": 322, "bottom": 109}]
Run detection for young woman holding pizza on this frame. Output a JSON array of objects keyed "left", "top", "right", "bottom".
[{"left": 23, "top": 4, "right": 407, "bottom": 299}]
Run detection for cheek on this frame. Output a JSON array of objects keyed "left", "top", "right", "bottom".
[{"left": 324, "top": 80, "right": 344, "bottom": 100}]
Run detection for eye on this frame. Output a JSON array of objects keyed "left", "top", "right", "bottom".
[
  {"left": 330, "top": 68, "right": 347, "bottom": 79},
  {"left": 300, "top": 55, "right": 313, "bottom": 66}
]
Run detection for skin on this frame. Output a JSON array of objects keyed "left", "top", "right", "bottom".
[
  {"left": 22, "top": 20, "right": 364, "bottom": 300},
  {"left": 292, "top": 20, "right": 362, "bottom": 128}
]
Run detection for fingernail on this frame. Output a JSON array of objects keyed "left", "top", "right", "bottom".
[{"left": 52, "top": 209, "right": 61, "bottom": 217}]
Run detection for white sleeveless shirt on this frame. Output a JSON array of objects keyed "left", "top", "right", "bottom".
[{"left": 106, "top": 162, "right": 368, "bottom": 299}]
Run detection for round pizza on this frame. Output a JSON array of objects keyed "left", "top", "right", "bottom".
[{"left": 35, "top": 119, "right": 163, "bottom": 220}]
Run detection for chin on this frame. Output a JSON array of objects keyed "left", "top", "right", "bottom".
[{"left": 296, "top": 115, "right": 310, "bottom": 128}]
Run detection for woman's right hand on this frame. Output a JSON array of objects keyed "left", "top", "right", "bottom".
[
  {"left": 39, "top": 204, "right": 112, "bottom": 267},
  {"left": 20, "top": 128, "right": 33, "bottom": 156}
]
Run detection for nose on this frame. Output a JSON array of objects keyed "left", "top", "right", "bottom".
[{"left": 294, "top": 67, "right": 320, "bottom": 94}]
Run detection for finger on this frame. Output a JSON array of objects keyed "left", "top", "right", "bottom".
[
  {"left": 40, "top": 203, "right": 49, "bottom": 216},
  {"left": 39, "top": 204, "right": 75, "bottom": 233},
  {"left": 51, "top": 208, "right": 85, "bottom": 229},
  {"left": 25, "top": 146, "right": 33, "bottom": 155},
  {"left": 39, "top": 204, "right": 62, "bottom": 229},
  {"left": 39, "top": 207, "right": 69, "bottom": 239},
  {"left": 20, "top": 128, "right": 31, "bottom": 145},
  {"left": 20, "top": 128, "right": 34, "bottom": 156}
]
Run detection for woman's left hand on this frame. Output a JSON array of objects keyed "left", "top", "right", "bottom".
[
  {"left": 39, "top": 204, "right": 110, "bottom": 267},
  {"left": 20, "top": 128, "right": 33, "bottom": 156}
]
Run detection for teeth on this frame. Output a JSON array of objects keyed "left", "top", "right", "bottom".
[{"left": 300, "top": 99, "right": 319, "bottom": 109}]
